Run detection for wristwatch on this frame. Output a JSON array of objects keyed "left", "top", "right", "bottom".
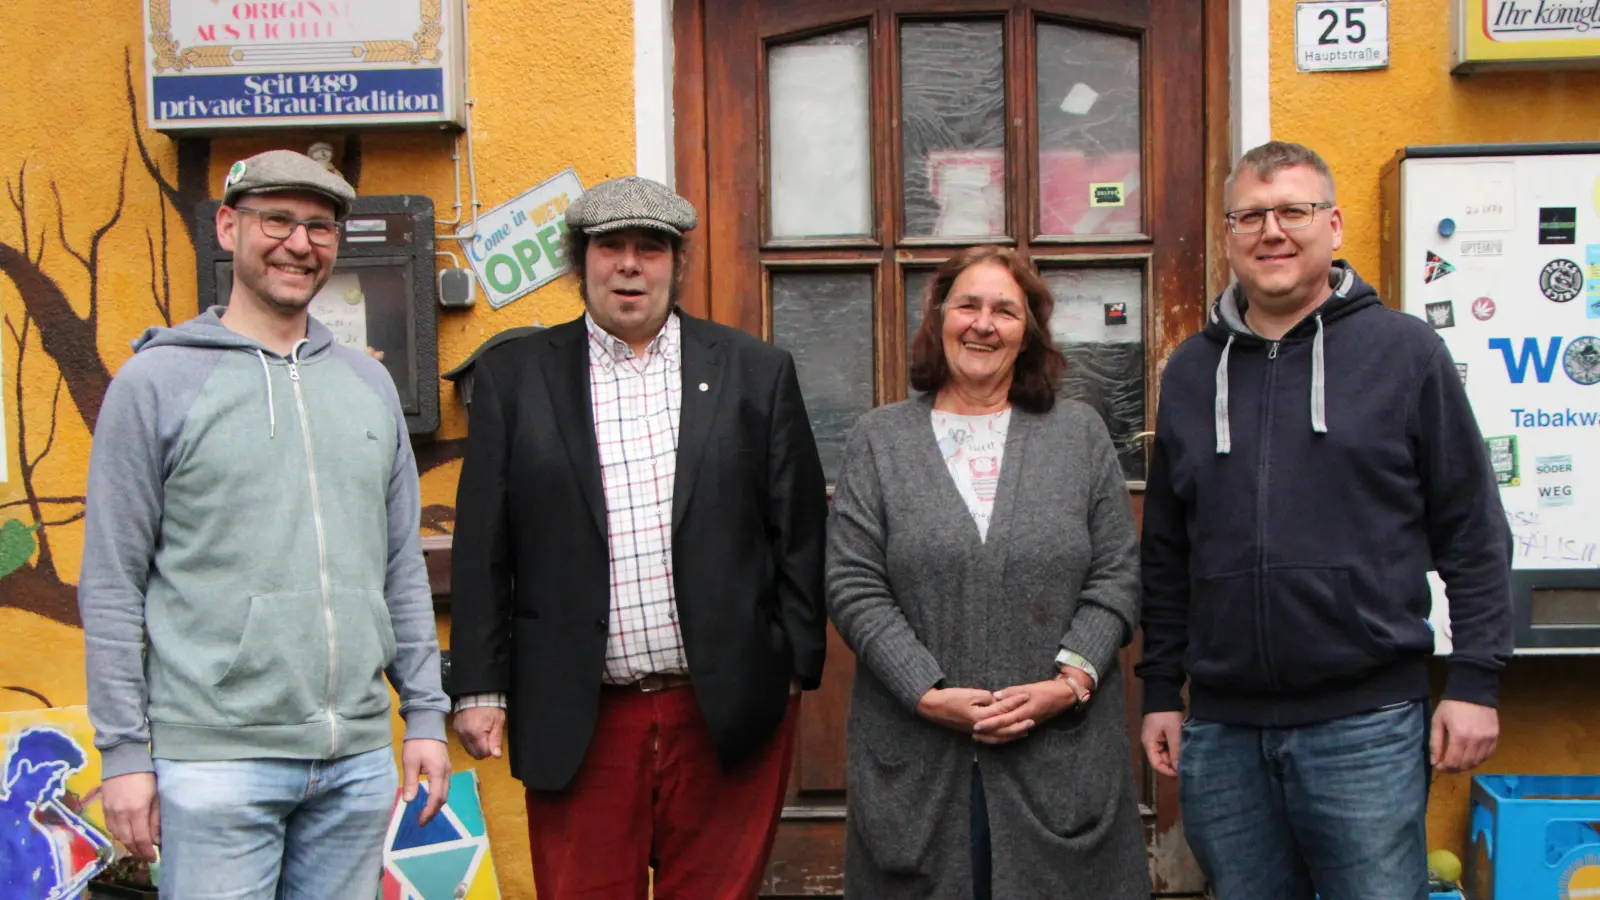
[
  {"left": 1053, "top": 648, "right": 1096, "bottom": 706},
  {"left": 1054, "top": 666, "right": 1092, "bottom": 706}
]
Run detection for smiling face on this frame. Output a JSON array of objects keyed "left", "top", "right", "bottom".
[
  {"left": 1226, "top": 164, "right": 1343, "bottom": 317},
  {"left": 216, "top": 190, "right": 339, "bottom": 316},
  {"left": 582, "top": 227, "right": 679, "bottom": 349},
  {"left": 940, "top": 260, "right": 1029, "bottom": 392}
]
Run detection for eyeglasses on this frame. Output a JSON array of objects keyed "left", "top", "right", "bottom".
[
  {"left": 1225, "top": 201, "right": 1333, "bottom": 235},
  {"left": 233, "top": 206, "right": 341, "bottom": 246}
]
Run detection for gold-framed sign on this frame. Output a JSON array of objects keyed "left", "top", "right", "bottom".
[
  {"left": 143, "top": 0, "right": 466, "bottom": 133},
  {"left": 1453, "top": 0, "right": 1600, "bottom": 73}
]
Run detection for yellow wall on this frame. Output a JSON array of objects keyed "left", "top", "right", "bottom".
[
  {"left": 0, "top": 2, "right": 635, "bottom": 896},
  {"left": 1269, "top": 0, "right": 1600, "bottom": 867},
  {"left": 1270, "top": 0, "right": 1600, "bottom": 280}
]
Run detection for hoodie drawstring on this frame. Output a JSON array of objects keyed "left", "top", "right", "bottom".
[
  {"left": 1214, "top": 319, "right": 1329, "bottom": 456},
  {"left": 1215, "top": 334, "right": 1234, "bottom": 455},
  {"left": 1210, "top": 268, "right": 1349, "bottom": 455},
  {"left": 1311, "top": 314, "right": 1328, "bottom": 435},
  {"left": 256, "top": 349, "right": 277, "bottom": 439}
]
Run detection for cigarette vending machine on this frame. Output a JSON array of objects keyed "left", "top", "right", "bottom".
[{"left": 1381, "top": 141, "right": 1600, "bottom": 653}]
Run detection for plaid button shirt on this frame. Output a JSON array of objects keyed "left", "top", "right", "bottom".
[
  {"left": 587, "top": 311, "right": 688, "bottom": 683},
  {"left": 456, "top": 313, "right": 687, "bottom": 713}
]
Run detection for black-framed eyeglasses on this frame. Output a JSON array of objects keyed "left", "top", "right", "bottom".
[
  {"left": 233, "top": 206, "right": 342, "bottom": 246},
  {"left": 1225, "top": 201, "right": 1333, "bottom": 235}
]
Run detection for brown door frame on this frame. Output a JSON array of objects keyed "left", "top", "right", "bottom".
[
  {"left": 674, "top": 0, "right": 1232, "bottom": 343},
  {"left": 672, "top": 1, "right": 1235, "bottom": 893}
]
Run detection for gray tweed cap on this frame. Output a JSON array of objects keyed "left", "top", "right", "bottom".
[
  {"left": 222, "top": 149, "right": 356, "bottom": 220},
  {"left": 565, "top": 175, "right": 698, "bottom": 238}
]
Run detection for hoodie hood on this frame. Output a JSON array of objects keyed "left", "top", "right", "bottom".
[
  {"left": 1204, "top": 261, "right": 1377, "bottom": 343},
  {"left": 131, "top": 306, "right": 337, "bottom": 356},
  {"left": 131, "top": 306, "right": 340, "bottom": 439},
  {"left": 1205, "top": 262, "right": 1381, "bottom": 454}
]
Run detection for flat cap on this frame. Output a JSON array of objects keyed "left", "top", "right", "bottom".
[
  {"left": 565, "top": 175, "right": 697, "bottom": 238},
  {"left": 222, "top": 149, "right": 357, "bottom": 220}
]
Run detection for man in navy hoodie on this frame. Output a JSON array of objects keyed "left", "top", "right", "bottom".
[{"left": 1136, "top": 141, "right": 1512, "bottom": 900}]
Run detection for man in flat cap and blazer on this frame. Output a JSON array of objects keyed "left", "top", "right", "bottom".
[{"left": 449, "top": 175, "right": 830, "bottom": 899}]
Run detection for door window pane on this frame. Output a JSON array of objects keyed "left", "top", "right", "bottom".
[
  {"left": 769, "top": 30, "right": 873, "bottom": 239},
  {"left": 771, "top": 270, "right": 876, "bottom": 480},
  {"left": 1043, "top": 267, "right": 1145, "bottom": 479},
  {"left": 1037, "top": 23, "right": 1142, "bottom": 237},
  {"left": 904, "top": 268, "right": 936, "bottom": 357},
  {"left": 901, "top": 21, "right": 1006, "bottom": 239}
]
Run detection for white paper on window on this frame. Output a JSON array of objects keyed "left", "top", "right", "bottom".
[
  {"left": 309, "top": 272, "right": 370, "bottom": 352},
  {"left": 1045, "top": 268, "right": 1143, "bottom": 344},
  {"left": 1045, "top": 267, "right": 1147, "bottom": 480},
  {"left": 769, "top": 35, "right": 872, "bottom": 239}
]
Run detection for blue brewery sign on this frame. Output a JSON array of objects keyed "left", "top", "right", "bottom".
[
  {"left": 152, "top": 68, "right": 445, "bottom": 122},
  {"left": 144, "top": 0, "right": 465, "bottom": 132}
]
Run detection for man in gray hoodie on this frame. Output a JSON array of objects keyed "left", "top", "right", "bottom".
[{"left": 78, "top": 149, "right": 451, "bottom": 899}]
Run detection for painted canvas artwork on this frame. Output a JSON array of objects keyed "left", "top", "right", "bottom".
[
  {"left": 0, "top": 706, "right": 115, "bottom": 900},
  {"left": 380, "top": 769, "right": 500, "bottom": 900}
]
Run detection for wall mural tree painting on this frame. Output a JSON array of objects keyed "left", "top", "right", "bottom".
[
  {"left": 3, "top": 310, "right": 86, "bottom": 624},
  {"left": 1, "top": 48, "right": 471, "bottom": 624},
  {"left": 0, "top": 51, "right": 188, "bottom": 626}
]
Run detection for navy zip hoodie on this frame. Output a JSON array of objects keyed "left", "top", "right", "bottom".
[{"left": 1136, "top": 263, "right": 1513, "bottom": 727}]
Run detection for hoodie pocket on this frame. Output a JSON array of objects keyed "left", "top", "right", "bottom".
[
  {"left": 213, "top": 590, "right": 328, "bottom": 725},
  {"left": 1264, "top": 565, "right": 1382, "bottom": 691},
  {"left": 333, "top": 587, "right": 398, "bottom": 721},
  {"left": 1184, "top": 571, "right": 1268, "bottom": 691}
]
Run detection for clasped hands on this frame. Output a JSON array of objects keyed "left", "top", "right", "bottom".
[{"left": 916, "top": 670, "right": 1088, "bottom": 745}]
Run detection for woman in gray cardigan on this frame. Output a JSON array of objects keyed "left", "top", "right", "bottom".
[{"left": 826, "top": 246, "right": 1150, "bottom": 899}]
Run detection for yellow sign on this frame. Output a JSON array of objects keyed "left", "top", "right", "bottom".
[{"left": 1453, "top": 0, "right": 1600, "bottom": 72}]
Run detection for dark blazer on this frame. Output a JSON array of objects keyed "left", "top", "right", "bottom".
[{"left": 449, "top": 312, "right": 829, "bottom": 791}]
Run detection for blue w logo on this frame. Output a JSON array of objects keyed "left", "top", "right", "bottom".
[{"left": 1490, "top": 337, "right": 1562, "bottom": 384}]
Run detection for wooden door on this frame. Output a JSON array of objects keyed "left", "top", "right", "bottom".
[{"left": 676, "top": 0, "right": 1214, "bottom": 893}]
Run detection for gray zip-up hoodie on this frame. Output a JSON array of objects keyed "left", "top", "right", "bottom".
[{"left": 79, "top": 308, "right": 449, "bottom": 779}]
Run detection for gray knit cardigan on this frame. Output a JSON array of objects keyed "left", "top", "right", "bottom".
[{"left": 826, "top": 394, "right": 1150, "bottom": 899}]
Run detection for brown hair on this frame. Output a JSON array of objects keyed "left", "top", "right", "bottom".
[
  {"left": 1224, "top": 140, "right": 1337, "bottom": 208},
  {"left": 908, "top": 246, "right": 1066, "bottom": 414}
]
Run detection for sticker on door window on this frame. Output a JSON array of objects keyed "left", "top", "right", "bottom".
[{"left": 1089, "top": 183, "right": 1125, "bottom": 207}]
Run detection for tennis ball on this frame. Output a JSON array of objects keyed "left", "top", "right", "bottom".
[{"left": 1428, "top": 848, "right": 1462, "bottom": 883}]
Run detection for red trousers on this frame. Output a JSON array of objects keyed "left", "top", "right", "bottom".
[{"left": 525, "top": 685, "right": 798, "bottom": 900}]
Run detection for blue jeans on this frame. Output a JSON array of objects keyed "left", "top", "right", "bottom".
[
  {"left": 154, "top": 746, "right": 398, "bottom": 900},
  {"left": 1178, "top": 701, "right": 1429, "bottom": 900}
]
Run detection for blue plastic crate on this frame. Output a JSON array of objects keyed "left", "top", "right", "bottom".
[
  {"left": 1468, "top": 774, "right": 1600, "bottom": 900},
  {"left": 1312, "top": 883, "right": 1465, "bottom": 890}
]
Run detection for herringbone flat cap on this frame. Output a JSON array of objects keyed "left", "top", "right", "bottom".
[
  {"left": 222, "top": 149, "right": 356, "bottom": 220},
  {"left": 565, "top": 175, "right": 698, "bottom": 237}
]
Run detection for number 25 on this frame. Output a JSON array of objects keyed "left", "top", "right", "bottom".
[{"left": 1319, "top": 8, "right": 1367, "bottom": 45}]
